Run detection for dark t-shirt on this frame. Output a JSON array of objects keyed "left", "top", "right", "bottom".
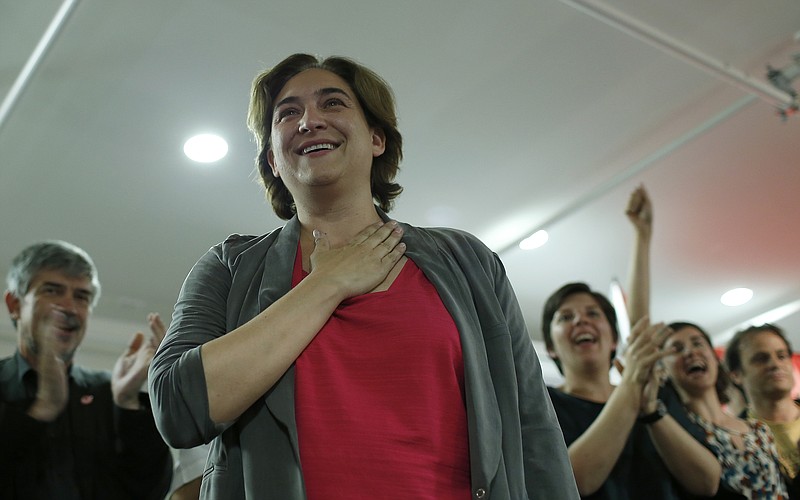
[{"left": 548, "top": 385, "right": 688, "bottom": 500}]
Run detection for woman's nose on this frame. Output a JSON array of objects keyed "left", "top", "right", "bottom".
[
  {"left": 681, "top": 344, "right": 701, "bottom": 357},
  {"left": 298, "top": 107, "right": 326, "bottom": 133}
]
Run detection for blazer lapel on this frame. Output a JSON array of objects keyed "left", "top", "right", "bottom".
[
  {"left": 256, "top": 217, "right": 302, "bottom": 447},
  {"left": 400, "top": 224, "right": 503, "bottom": 484}
]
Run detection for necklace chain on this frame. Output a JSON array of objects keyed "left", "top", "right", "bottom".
[
  {"left": 688, "top": 408, "right": 749, "bottom": 437},
  {"left": 714, "top": 423, "right": 746, "bottom": 436}
]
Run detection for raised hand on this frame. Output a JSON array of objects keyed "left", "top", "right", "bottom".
[
  {"left": 308, "top": 220, "right": 406, "bottom": 298},
  {"left": 626, "top": 185, "right": 653, "bottom": 239},
  {"left": 27, "top": 308, "right": 70, "bottom": 422},
  {"left": 112, "top": 313, "right": 164, "bottom": 410}
]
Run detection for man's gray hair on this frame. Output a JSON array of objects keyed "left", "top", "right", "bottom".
[{"left": 6, "top": 240, "right": 101, "bottom": 307}]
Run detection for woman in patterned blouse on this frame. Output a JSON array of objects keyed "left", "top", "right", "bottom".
[{"left": 661, "top": 322, "right": 787, "bottom": 499}]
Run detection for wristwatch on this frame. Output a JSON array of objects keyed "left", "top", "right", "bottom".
[{"left": 638, "top": 400, "right": 667, "bottom": 424}]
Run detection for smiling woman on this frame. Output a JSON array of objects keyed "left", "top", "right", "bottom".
[
  {"left": 148, "top": 53, "right": 579, "bottom": 500},
  {"left": 247, "top": 54, "right": 403, "bottom": 221},
  {"left": 622, "top": 189, "right": 789, "bottom": 499},
  {"left": 264, "top": 68, "right": 386, "bottom": 206},
  {"left": 541, "top": 186, "right": 722, "bottom": 499},
  {"left": 662, "top": 323, "right": 788, "bottom": 499}
]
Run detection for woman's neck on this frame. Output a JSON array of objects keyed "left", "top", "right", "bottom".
[
  {"left": 297, "top": 188, "right": 379, "bottom": 232},
  {"left": 296, "top": 201, "right": 384, "bottom": 271},
  {"left": 682, "top": 390, "right": 727, "bottom": 424},
  {"left": 561, "top": 369, "right": 615, "bottom": 403},
  {"left": 299, "top": 206, "right": 382, "bottom": 239}
]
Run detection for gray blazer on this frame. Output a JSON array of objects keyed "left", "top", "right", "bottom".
[{"left": 149, "top": 213, "right": 578, "bottom": 499}]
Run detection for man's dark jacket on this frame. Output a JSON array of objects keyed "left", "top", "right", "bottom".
[{"left": 0, "top": 351, "right": 172, "bottom": 500}]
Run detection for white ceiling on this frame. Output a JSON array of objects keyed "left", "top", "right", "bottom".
[{"left": 2, "top": 0, "right": 799, "bottom": 380}]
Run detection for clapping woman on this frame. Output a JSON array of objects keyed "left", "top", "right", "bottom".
[
  {"left": 661, "top": 323, "right": 787, "bottom": 499},
  {"left": 543, "top": 186, "right": 720, "bottom": 499}
]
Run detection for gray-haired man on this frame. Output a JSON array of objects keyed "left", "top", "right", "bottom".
[{"left": 0, "top": 240, "right": 171, "bottom": 499}]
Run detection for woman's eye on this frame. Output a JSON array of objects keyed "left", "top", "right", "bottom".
[
  {"left": 324, "top": 98, "right": 343, "bottom": 108},
  {"left": 557, "top": 314, "right": 573, "bottom": 323},
  {"left": 276, "top": 108, "right": 299, "bottom": 121}
]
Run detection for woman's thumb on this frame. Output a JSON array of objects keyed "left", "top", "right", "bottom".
[{"left": 313, "top": 229, "right": 329, "bottom": 251}]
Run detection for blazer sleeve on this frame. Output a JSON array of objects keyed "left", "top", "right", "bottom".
[{"left": 148, "top": 244, "right": 232, "bottom": 448}]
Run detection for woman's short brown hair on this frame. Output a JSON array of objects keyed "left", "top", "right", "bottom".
[
  {"left": 541, "top": 282, "right": 620, "bottom": 374},
  {"left": 247, "top": 53, "right": 403, "bottom": 220}
]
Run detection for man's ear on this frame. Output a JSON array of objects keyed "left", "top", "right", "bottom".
[
  {"left": 4, "top": 291, "right": 20, "bottom": 321},
  {"left": 729, "top": 368, "right": 743, "bottom": 386}
]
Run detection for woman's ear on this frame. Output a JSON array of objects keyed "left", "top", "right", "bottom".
[
  {"left": 371, "top": 127, "right": 386, "bottom": 157},
  {"left": 267, "top": 149, "right": 280, "bottom": 177}
]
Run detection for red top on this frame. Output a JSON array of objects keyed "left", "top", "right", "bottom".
[{"left": 293, "top": 252, "right": 471, "bottom": 500}]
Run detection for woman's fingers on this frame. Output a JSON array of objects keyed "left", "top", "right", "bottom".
[
  {"left": 347, "top": 221, "right": 396, "bottom": 246},
  {"left": 355, "top": 220, "right": 403, "bottom": 254},
  {"left": 624, "top": 321, "right": 675, "bottom": 383},
  {"left": 308, "top": 220, "right": 406, "bottom": 298}
]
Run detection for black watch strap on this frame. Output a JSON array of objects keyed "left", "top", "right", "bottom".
[{"left": 638, "top": 400, "right": 667, "bottom": 424}]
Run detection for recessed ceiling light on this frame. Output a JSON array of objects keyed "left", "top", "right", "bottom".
[
  {"left": 519, "top": 230, "right": 549, "bottom": 250},
  {"left": 184, "top": 134, "right": 228, "bottom": 163},
  {"left": 720, "top": 287, "right": 753, "bottom": 307}
]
